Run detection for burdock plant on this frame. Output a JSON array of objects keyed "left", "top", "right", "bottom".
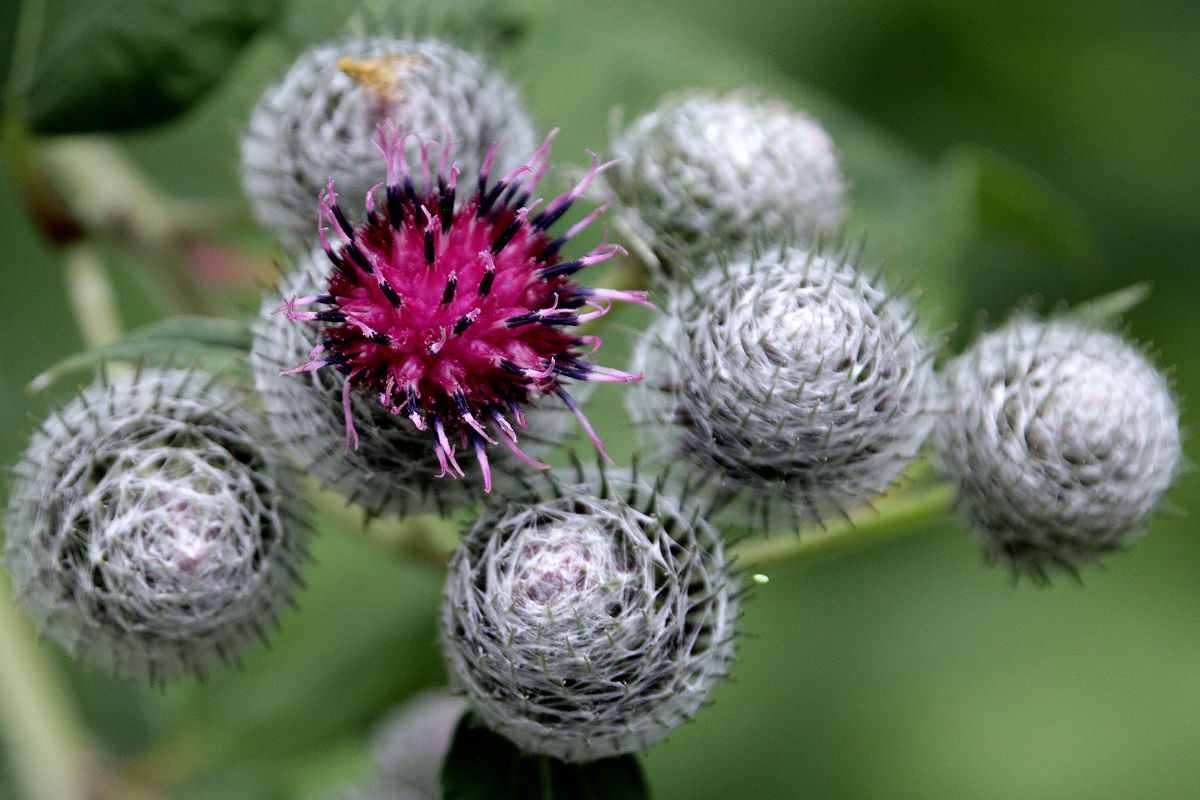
[
  {"left": 0, "top": 5, "right": 1189, "bottom": 800},
  {"left": 241, "top": 37, "right": 536, "bottom": 244},
  {"left": 605, "top": 90, "right": 848, "bottom": 277}
]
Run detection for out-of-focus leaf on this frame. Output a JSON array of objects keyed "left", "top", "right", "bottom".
[
  {"left": 285, "top": 0, "right": 548, "bottom": 53},
  {"left": 937, "top": 144, "right": 1099, "bottom": 268},
  {"left": 441, "top": 716, "right": 650, "bottom": 800},
  {"left": 22, "top": 0, "right": 281, "bottom": 134},
  {"left": 505, "top": 0, "right": 969, "bottom": 328},
  {"left": 27, "top": 315, "right": 249, "bottom": 392},
  {"left": 0, "top": 2, "right": 18, "bottom": 94},
  {"left": 933, "top": 144, "right": 1103, "bottom": 335}
]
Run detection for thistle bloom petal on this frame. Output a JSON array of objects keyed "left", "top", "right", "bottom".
[
  {"left": 4, "top": 369, "right": 308, "bottom": 683},
  {"left": 440, "top": 467, "right": 739, "bottom": 762},
  {"left": 273, "top": 123, "right": 640, "bottom": 493},
  {"left": 936, "top": 318, "right": 1182, "bottom": 579},
  {"left": 252, "top": 252, "right": 590, "bottom": 517}
]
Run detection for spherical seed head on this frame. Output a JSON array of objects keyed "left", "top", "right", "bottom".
[
  {"left": 606, "top": 90, "right": 848, "bottom": 275},
  {"left": 3, "top": 369, "right": 308, "bottom": 683},
  {"left": 629, "top": 247, "right": 938, "bottom": 528},
  {"left": 371, "top": 689, "right": 467, "bottom": 796},
  {"left": 441, "top": 468, "right": 739, "bottom": 762},
  {"left": 268, "top": 125, "right": 647, "bottom": 496},
  {"left": 241, "top": 37, "right": 536, "bottom": 244},
  {"left": 936, "top": 318, "right": 1182, "bottom": 579}
]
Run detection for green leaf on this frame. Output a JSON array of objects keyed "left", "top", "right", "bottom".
[
  {"left": 27, "top": 314, "right": 250, "bottom": 392},
  {"left": 936, "top": 144, "right": 1099, "bottom": 269},
  {"left": 442, "top": 716, "right": 650, "bottom": 800},
  {"left": 932, "top": 144, "right": 1104, "bottom": 334},
  {"left": 22, "top": 0, "right": 281, "bottom": 134}
]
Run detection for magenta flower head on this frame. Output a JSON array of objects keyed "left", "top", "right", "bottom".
[{"left": 276, "top": 124, "right": 648, "bottom": 491}]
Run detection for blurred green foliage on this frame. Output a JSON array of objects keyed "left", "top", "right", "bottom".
[
  {"left": 17, "top": 0, "right": 282, "bottom": 133},
  {"left": 0, "top": 0, "right": 1197, "bottom": 798}
]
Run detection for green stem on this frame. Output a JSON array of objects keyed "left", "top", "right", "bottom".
[
  {"left": 0, "top": 573, "right": 92, "bottom": 800},
  {"left": 0, "top": 3, "right": 97, "bottom": 798},
  {"left": 40, "top": 138, "right": 216, "bottom": 315},
  {"left": 538, "top": 756, "right": 555, "bottom": 800},
  {"left": 64, "top": 243, "right": 122, "bottom": 349},
  {"left": 731, "top": 483, "right": 956, "bottom": 571}
]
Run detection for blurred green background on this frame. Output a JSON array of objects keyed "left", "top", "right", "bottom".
[{"left": 1, "top": 0, "right": 1197, "bottom": 798}]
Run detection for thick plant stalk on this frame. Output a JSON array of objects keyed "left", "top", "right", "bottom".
[
  {"left": 732, "top": 482, "right": 955, "bottom": 570},
  {"left": 0, "top": 572, "right": 91, "bottom": 800}
]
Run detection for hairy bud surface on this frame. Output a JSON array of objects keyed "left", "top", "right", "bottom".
[
  {"left": 241, "top": 37, "right": 536, "bottom": 241},
  {"left": 607, "top": 91, "right": 848, "bottom": 274},
  {"left": 936, "top": 318, "right": 1181, "bottom": 578},
  {"left": 630, "top": 248, "right": 937, "bottom": 528},
  {"left": 441, "top": 468, "right": 739, "bottom": 761},
  {"left": 4, "top": 369, "right": 308, "bottom": 683}
]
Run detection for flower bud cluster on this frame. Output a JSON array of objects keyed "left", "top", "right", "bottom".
[
  {"left": 4, "top": 369, "right": 308, "bottom": 683},
  {"left": 441, "top": 467, "right": 739, "bottom": 762},
  {"left": 631, "top": 247, "right": 938, "bottom": 528},
  {"left": 935, "top": 318, "right": 1181, "bottom": 578}
]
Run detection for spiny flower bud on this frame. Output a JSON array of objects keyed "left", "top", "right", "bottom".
[
  {"left": 371, "top": 689, "right": 467, "bottom": 796},
  {"left": 935, "top": 318, "right": 1182, "bottom": 579},
  {"left": 629, "top": 247, "right": 938, "bottom": 528},
  {"left": 241, "top": 37, "right": 536, "bottom": 242},
  {"left": 441, "top": 466, "right": 739, "bottom": 762},
  {"left": 3, "top": 369, "right": 308, "bottom": 683},
  {"left": 265, "top": 124, "right": 647, "bottom": 496},
  {"left": 606, "top": 90, "right": 848, "bottom": 274}
]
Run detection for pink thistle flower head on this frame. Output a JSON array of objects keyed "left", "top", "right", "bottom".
[{"left": 277, "top": 123, "right": 649, "bottom": 491}]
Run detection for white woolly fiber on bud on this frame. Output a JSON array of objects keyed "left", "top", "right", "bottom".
[
  {"left": 440, "top": 468, "right": 739, "bottom": 762},
  {"left": 250, "top": 251, "right": 579, "bottom": 517},
  {"left": 607, "top": 90, "right": 848, "bottom": 274},
  {"left": 4, "top": 369, "right": 308, "bottom": 683},
  {"left": 629, "top": 247, "right": 937, "bottom": 528},
  {"left": 936, "top": 318, "right": 1181, "bottom": 579},
  {"left": 371, "top": 689, "right": 467, "bottom": 796},
  {"left": 241, "top": 37, "right": 535, "bottom": 242}
]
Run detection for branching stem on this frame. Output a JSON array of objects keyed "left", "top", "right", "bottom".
[{"left": 731, "top": 482, "right": 956, "bottom": 571}]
